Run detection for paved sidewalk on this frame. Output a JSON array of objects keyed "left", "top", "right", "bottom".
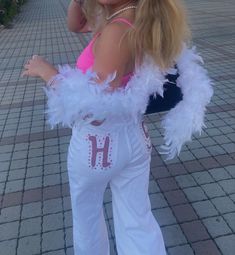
[{"left": 0, "top": 0, "right": 234, "bottom": 254}]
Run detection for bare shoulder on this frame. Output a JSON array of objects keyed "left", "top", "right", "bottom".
[{"left": 101, "top": 21, "right": 130, "bottom": 38}]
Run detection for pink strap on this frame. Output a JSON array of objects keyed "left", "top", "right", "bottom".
[{"left": 110, "top": 18, "right": 134, "bottom": 28}]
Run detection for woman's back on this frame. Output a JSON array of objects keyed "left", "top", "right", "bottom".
[
  {"left": 76, "top": 18, "right": 135, "bottom": 87},
  {"left": 76, "top": 17, "right": 134, "bottom": 87}
]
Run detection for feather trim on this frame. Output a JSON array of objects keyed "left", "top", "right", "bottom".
[
  {"left": 159, "top": 45, "right": 214, "bottom": 160},
  {"left": 43, "top": 57, "right": 166, "bottom": 129},
  {"left": 43, "top": 46, "right": 213, "bottom": 161}
]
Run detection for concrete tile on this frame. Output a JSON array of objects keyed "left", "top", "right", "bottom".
[
  {"left": 2, "top": 191, "right": 22, "bottom": 207},
  {"left": 150, "top": 193, "right": 168, "bottom": 209},
  {"left": 206, "top": 145, "right": 227, "bottom": 156},
  {"left": 20, "top": 217, "right": 42, "bottom": 237},
  {"left": 183, "top": 160, "right": 204, "bottom": 173},
  {"left": 211, "top": 196, "right": 235, "bottom": 214},
  {"left": 43, "top": 185, "right": 61, "bottom": 200},
  {"left": 17, "top": 235, "right": 41, "bottom": 255},
  {"left": 181, "top": 220, "right": 210, "bottom": 242},
  {"left": 23, "top": 188, "right": 42, "bottom": 203},
  {"left": 107, "top": 218, "right": 115, "bottom": 239},
  {"left": 12, "top": 150, "right": 28, "bottom": 160},
  {"left": 215, "top": 235, "right": 235, "bottom": 255},
  {"left": 61, "top": 172, "right": 69, "bottom": 184},
  {"left": 198, "top": 157, "right": 220, "bottom": 170},
  {"left": 44, "top": 163, "right": 61, "bottom": 175},
  {"left": 148, "top": 180, "right": 160, "bottom": 194},
  {"left": 64, "top": 210, "right": 73, "bottom": 228},
  {"left": 0, "top": 182, "right": 4, "bottom": 195},
  {"left": 43, "top": 174, "right": 61, "bottom": 187},
  {"left": 0, "top": 152, "right": 12, "bottom": 162},
  {"left": 192, "top": 200, "right": 219, "bottom": 218},
  {"left": 161, "top": 224, "right": 187, "bottom": 247},
  {"left": 0, "top": 145, "right": 14, "bottom": 153},
  {"left": 27, "top": 157, "right": 43, "bottom": 168},
  {"left": 44, "top": 146, "right": 59, "bottom": 155},
  {"left": 166, "top": 163, "right": 187, "bottom": 176},
  {"left": 8, "top": 169, "right": 26, "bottom": 181},
  {"left": 65, "top": 227, "right": 73, "bottom": 247},
  {"left": 104, "top": 188, "right": 112, "bottom": 203},
  {"left": 63, "top": 196, "right": 72, "bottom": 211},
  {"left": 192, "top": 240, "right": 221, "bottom": 255},
  {"left": 152, "top": 207, "right": 177, "bottom": 226},
  {"left": 175, "top": 174, "right": 197, "bottom": 188},
  {"left": 191, "top": 148, "right": 211, "bottom": 159},
  {"left": 44, "top": 154, "right": 60, "bottom": 165},
  {"left": 201, "top": 183, "right": 226, "bottom": 198},
  {"left": 223, "top": 212, "right": 235, "bottom": 232},
  {"left": 26, "top": 166, "right": 43, "bottom": 178},
  {"left": 203, "top": 216, "right": 232, "bottom": 237},
  {"left": 0, "top": 221, "right": 19, "bottom": 241},
  {"left": 66, "top": 247, "right": 74, "bottom": 255},
  {"left": 218, "top": 179, "right": 235, "bottom": 194},
  {"left": 21, "top": 201, "right": 42, "bottom": 219},
  {"left": 43, "top": 250, "right": 66, "bottom": 255},
  {"left": 24, "top": 176, "right": 42, "bottom": 190},
  {"left": 209, "top": 167, "right": 231, "bottom": 181},
  {"left": 0, "top": 171, "right": 7, "bottom": 182},
  {"left": 43, "top": 213, "right": 63, "bottom": 232},
  {"left": 192, "top": 171, "right": 214, "bottom": 184},
  {"left": 0, "top": 239, "right": 17, "bottom": 255},
  {"left": 164, "top": 190, "right": 188, "bottom": 206},
  {"left": 0, "top": 205, "right": 21, "bottom": 223},
  {"left": 183, "top": 186, "right": 207, "bottom": 202},
  {"left": 0, "top": 161, "right": 10, "bottom": 172},
  {"left": 225, "top": 165, "right": 235, "bottom": 177},
  {"left": 221, "top": 143, "right": 235, "bottom": 153},
  {"left": 42, "top": 230, "right": 65, "bottom": 252},
  {"left": 172, "top": 204, "right": 198, "bottom": 223},
  {"left": 43, "top": 198, "right": 63, "bottom": 215},
  {"left": 5, "top": 179, "right": 24, "bottom": 193},
  {"left": 10, "top": 159, "right": 27, "bottom": 170},
  {"left": 187, "top": 140, "right": 203, "bottom": 149},
  {"left": 151, "top": 166, "right": 171, "bottom": 179},
  {"left": 28, "top": 148, "right": 43, "bottom": 158},
  {"left": 104, "top": 202, "right": 113, "bottom": 219},
  {"left": 178, "top": 151, "right": 196, "bottom": 161},
  {"left": 168, "top": 244, "right": 194, "bottom": 255}
]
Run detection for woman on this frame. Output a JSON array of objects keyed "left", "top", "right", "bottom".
[{"left": 22, "top": 0, "right": 213, "bottom": 254}]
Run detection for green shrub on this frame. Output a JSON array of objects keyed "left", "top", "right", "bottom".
[{"left": 0, "top": 0, "right": 26, "bottom": 26}]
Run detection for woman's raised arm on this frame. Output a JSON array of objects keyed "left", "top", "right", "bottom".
[{"left": 67, "top": 0, "right": 90, "bottom": 33}]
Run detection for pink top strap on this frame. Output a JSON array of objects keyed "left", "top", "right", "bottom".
[{"left": 110, "top": 18, "right": 134, "bottom": 28}]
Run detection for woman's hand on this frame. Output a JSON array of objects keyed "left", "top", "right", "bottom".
[{"left": 22, "top": 55, "right": 58, "bottom": 82}]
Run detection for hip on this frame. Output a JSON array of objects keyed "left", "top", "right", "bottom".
[{"left": 67, "top": 118, "right": 152, "bottom": 172}]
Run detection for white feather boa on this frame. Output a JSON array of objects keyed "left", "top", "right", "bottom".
[
  {"left": 44, "top": 57, "right": 166, "bottom": 127},
  {"left": 160, "top": 46, "right": 213, "bottom": 160},
  {"left": 44, "top": 45, "right": 213, "bottom": 160}
]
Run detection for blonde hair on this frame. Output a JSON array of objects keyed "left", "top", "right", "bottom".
[{"left": 83, "top": 0, "right": 191, "bottom": 69}]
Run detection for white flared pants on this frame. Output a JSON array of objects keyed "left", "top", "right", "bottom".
[{"left": 67, "top": 118, "right": 166, "bottom": 255}]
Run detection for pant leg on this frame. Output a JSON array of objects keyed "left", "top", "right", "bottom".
[
  {"left": 67, "top": 123, "right": 131, "bottom": 255},
  {"left": 110, "top": 121, "right": 167, "bottom": 255}
]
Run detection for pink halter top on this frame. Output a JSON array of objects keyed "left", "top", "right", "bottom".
[{"left": 76, "top": 18, "right": 134, "bottom": 86}]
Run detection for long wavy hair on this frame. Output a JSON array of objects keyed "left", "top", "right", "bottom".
[{"left": 82, "top": 0, "right": 191, "bottom": 69}]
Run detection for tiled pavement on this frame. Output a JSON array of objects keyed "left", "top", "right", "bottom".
[{"left": 0, "top": 0, "right": 234, "bottom": 254}]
